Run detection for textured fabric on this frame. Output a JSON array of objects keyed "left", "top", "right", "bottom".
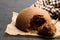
[{"left": 33, "top": 0, "right": 60, "bottom": 20}]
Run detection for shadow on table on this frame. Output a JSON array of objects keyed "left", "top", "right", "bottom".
[{"left": 4, "top": 33, "right": 60, "bottom": 39}]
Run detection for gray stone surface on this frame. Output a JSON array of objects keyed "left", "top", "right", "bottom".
[{"left": 0, "top": 0, "right": 59, "bottom": 40}]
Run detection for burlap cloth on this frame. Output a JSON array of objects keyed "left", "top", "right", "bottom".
[{"left": 5, "top": 11, "right": 60, "bottom": 38}]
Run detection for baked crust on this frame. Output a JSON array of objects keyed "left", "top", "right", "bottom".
[{"left": 15, "top": 7, "right": 56, "bottom": 37}]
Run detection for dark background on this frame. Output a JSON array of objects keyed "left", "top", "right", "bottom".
[{"left": 0, "top": 0, "right": 59, "bottom": 40}]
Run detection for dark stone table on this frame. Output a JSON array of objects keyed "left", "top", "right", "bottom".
[{"left": 0, "top": 0, "right": 59, "bottom": 40}]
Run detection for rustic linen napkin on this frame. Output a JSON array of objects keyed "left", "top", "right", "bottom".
[{"left": 5, "top": 11, "right": 60, "bottom": 38}]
